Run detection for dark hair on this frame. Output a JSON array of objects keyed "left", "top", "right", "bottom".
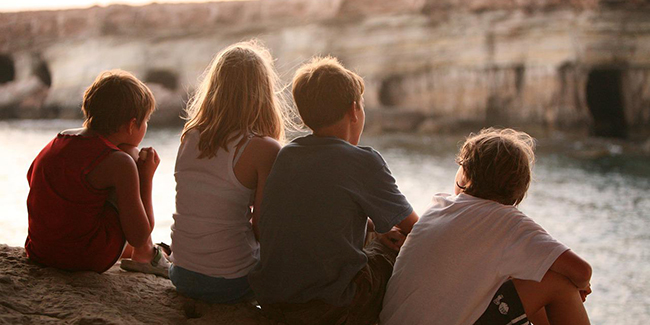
[
  {"left": 82, "top": 70, "right": 155, "bottom": 135},
  {"left": 456, "top": 128, "right": 536, "bottom": 206},
  {"left": 292, "top": 56, "right": 365, "bottom": 130}
]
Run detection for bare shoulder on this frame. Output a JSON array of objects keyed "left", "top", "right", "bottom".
[
  {"left": 98, "top": 150, "right": 138, "bottom": 176},
  {"left": 245, "top": 136, "right": 281, "bottom": 171},
  {"left": 107, "top": 149, "right": 137, "bottom": 164},
  {"left": 249, "top": 136, "right": 282, "bottom": 156},
  {"left": 87, "top": 150, "right": 137, "bottom": 189},
  {"left": 117, "top": 144, "right": 139, "bottom": 161}
]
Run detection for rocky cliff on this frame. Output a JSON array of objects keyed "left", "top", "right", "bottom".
[{"left": 1, "top": 0, "right": 649, "bottom": 137}]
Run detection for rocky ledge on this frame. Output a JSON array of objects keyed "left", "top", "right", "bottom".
[{"left": 0, "top": 244, "right": 265, "bottom": 324}]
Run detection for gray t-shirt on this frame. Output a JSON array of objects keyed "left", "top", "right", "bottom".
[{"left": 248, "top": 135, "right": 413, "bottom": 306}]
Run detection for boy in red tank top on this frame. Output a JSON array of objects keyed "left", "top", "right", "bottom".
[{"left": 25, "top": 70, "right": 170, "bottom": 276}]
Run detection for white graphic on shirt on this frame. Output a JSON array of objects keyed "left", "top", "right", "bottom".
[{"left": 499, "top": 302, "right": 509, "bottom": 315}]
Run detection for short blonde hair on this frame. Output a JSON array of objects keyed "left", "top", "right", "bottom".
[
  {"left": 456, "top": 128, "right": 536, "bottom": 206},
  {"left": 182, "top": 40, "right": 292, "bottom": 159},
  {"left": 82, "top": 70, "right": 155, "bottom": 135},
  {"left": 292, "top": 56, "right": 364, "bottom": 130}
]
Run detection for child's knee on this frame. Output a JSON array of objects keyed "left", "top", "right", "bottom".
[
  {"left": 541, "top": 270, "right": 580, "bottom": 298},
  {"left": 544, "top": 270, "right": 573, "bottom": 286},
  {"left": 513, "top": 271, "right": 578, "bottom": 309}
]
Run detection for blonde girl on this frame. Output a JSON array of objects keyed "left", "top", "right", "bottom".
[{"left": 169, "top": 40, "right": 292, "bottom": 303}]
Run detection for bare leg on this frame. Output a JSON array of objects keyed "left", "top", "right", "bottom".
[
  {"left": 116, "top": 144, "right": 157, "bottom": 264},
  {"left": 128, "top": 236, "right": 155, "bottom": 263},
  {"left": 528, "top": 307, "right": 550, "bottom": 325},
  {"left": 121, "top": 244, "right": 134, "bottom": 258},
  {"left": 513, "top": 271, "right": 590, "bottom": 325}
]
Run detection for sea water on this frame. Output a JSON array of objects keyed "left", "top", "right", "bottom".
[{"left": 1, "top": 120, "right": 648, "bottom": 324}]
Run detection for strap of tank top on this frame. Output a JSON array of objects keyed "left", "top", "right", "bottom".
[{"left": 233, "top": 134, "right": 254, "bottom": 166}]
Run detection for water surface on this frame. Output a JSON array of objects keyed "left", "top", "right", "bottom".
[{"left": 1, "top": 120, "right": 648, "bottom": 324}]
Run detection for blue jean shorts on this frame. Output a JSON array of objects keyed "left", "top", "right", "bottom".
[{"left": 169, "top": 264, "right": 255, "bottom": 304}]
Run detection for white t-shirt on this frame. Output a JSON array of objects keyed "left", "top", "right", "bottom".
[
  {"left": 380, "top": 193, "right": 569, "bottom": 325},
  {"left": 170, "top": 130, "right": 257, "bottom": 279}
]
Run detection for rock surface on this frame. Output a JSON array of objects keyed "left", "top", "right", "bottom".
[{"left": 0, "top": 244, "right": 264, "bottom": 325}]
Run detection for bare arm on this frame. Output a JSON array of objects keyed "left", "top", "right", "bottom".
[
  {"left": 378, "top": 210, "right": 419, "bottom": 251},
  {"left": 395, "top": 210, "right": 419, "bottom": 235},
  {"left": 118, "top": 144, "right": 158, "bottom": 229},
  {"left": 97, "top": 151, "right": 153, "bottom": 247},
  {"left": 250, "top": 138, "right": 281, "bottom": 241},
  {"left": 550, "top": 249, "right": 592, "bottom": 290},
  {"left": 232, "top": 136, "right": 282, "bottom": 241},
  {"left": 137, "top": 147, "right": 159, "bottom": 229}
]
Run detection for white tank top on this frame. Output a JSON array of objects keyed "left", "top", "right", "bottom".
[{"left": 170, "top": 130, "right": 257, "bottom": 278}]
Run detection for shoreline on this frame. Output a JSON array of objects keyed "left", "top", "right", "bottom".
[{"left": 2, "top": 118, "right": 649, "bottom": 158}]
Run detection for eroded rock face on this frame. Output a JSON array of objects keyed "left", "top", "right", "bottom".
[
  {"left": 0, "top": 245, "right": 263, "bottom": 324},
  {"left": 0, "top": 0, "right": 649, "bottom": 136}
]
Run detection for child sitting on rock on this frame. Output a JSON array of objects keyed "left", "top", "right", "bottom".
[
  {"left": 248, "top": 57, "right": 419, "bottom": 324},
  {"left": 169, "top": 40, "right": 294, "bottom": 304},
  {"left": 25, "top": 70, "right": 170, "bottom": 277},
  {"left": 381, "top": 128, "right": 592, "bottom": 325}
]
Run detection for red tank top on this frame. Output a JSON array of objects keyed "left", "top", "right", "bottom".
[{"left": 25, "top": 134, "right": 126, "bottom": 273}]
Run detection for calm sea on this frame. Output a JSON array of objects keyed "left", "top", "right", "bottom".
[{"left": 1, "top": 119, "right": 648, "bottom": 324}]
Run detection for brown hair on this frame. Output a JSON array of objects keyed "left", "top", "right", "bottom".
[
  {"left": 456, "top": 128, "right": 536, "bottom": 206},
  {"left": 182, "top": 40, "right": 295, "bottom": 159},
  {"left": 82, "top": 70, "right": 155, "bottom": 135},
  {"left": 292, "top": 56, "right": 365, "bottom": 130}
]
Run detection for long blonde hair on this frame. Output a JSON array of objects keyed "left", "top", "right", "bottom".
[{"left": 182, "top": 40, "right": 292, "bottom": 158}]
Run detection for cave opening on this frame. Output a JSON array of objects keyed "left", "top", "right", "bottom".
[
  {"left": 379, "top": 75, "right": 403, "bottom": 107},
  {"left": 514, "top": 64, "right": 525, "bottom": 94},
  {"left": 145, "top": 69, "right": 178, "bottom": 90},
  {"left": 35, "top": 60, "right": 52, "bottom": 87},
  {"left": 585, "top": 68, "right": 627, "bottom": 138},
  {"left": 0, "top": 54, "right": 15, "bottom": 84}
]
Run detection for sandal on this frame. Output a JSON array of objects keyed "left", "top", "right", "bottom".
[
  {"left": 156, "top": 242, "right": 172, "bottom": 256},
  {"left": 120, "top": 245, "right": 171, "bottom": 278}
]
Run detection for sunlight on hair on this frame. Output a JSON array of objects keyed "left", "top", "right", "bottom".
[{"left": 181, "top": 39, "right": 301, "bottom": 159}]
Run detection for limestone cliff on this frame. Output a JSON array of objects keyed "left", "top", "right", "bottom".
[{"left": 1, "top": 0, "right": 649, "bottom": 137}]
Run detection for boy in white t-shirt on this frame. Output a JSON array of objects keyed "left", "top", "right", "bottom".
[{"left": 381, "top": 128, "right": 592, "bottom": 325}]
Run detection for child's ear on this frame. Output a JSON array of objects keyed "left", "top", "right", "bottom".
[
  {"left": 127, "top": 118, "right": 138, "bottom": 135},
  {"left": 460, "top": 171, "right": 470, "bottom": 187},
  {"left": 348, "top": 101, "right": 359, "bottom": 123}
]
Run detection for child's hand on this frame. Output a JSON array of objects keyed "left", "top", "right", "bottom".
[
  {"left": 379, "top": 227, "right": 407, "bottom": 251},
  {"left": 137, "top": 147, "right": 160, "bottom": 180}
]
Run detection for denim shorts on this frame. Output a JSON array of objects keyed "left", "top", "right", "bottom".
[{"left": 169, "top": 264, "right": 255, "bottom": 304}]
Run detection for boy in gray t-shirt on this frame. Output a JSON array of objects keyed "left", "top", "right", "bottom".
[{"left": 248, "top": 57, "right": 418, "bottom": 325}]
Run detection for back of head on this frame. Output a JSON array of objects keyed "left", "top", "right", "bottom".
[
  {"left": 82, "top": 70, "right": 155, "bottom": 135},
  {"left": 182, "top": 40, "right": 291, "bottom": 158},
  {"left": 292, "top": 56, "right": 365, "bottom": 130},
  {"left": 456, "top": 128, "right": 536, "bottom": 206}
]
